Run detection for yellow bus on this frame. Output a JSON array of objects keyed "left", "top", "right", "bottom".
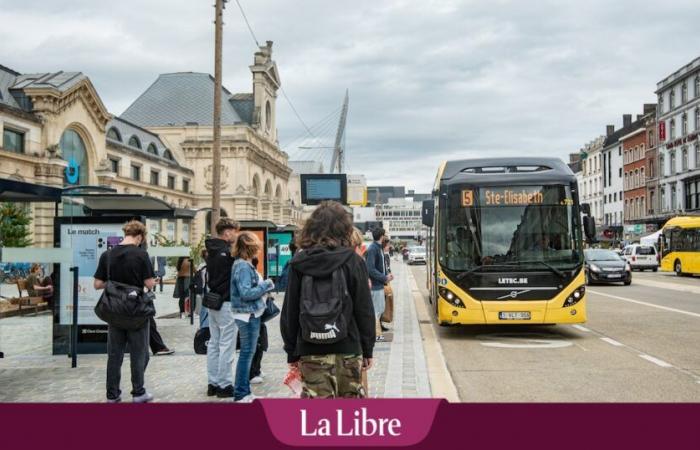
[
  {"left": 659, "top": 216, "right": 700, "bottom": 276},
  {"left": 421, "top": 157, "right": 596, "bottom": 325}
]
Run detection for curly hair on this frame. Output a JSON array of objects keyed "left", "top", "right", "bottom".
[{"left": 298, "top": 201, "right": 353, "bottom": 249}]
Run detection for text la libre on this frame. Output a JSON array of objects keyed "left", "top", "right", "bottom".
[{"left": 301, "top": 408, "right": 402, "bottom": 437}]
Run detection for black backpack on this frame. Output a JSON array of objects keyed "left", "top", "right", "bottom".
[{"left": 299, "top": 267, "right": 351, "bottom": 344}]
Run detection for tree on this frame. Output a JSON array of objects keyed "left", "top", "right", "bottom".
[{"left": 0, "top": 203, "right": 32, "bottom": 247}]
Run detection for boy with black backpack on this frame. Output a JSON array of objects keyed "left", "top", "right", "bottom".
[{"left": 280, "top": 201, "right": 375, "bottom": 398}]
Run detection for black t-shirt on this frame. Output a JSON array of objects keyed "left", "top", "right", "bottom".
[{"left": 94, "top": 244, "right": 155, "bottom": 288}]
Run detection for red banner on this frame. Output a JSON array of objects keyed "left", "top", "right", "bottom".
[{"left": 659, "top": 120, "right": 666, "bottom": 141}]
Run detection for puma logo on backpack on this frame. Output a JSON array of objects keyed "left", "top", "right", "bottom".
[{"left": 300, "top": 268, "right": 351, "bottom": 344}]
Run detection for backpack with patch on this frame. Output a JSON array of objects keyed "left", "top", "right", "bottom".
[{"left": 299, "top": 267, "right": 351, "bottom": 344}]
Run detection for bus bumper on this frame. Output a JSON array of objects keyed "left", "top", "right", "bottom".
[{"left": 436, "top": 296, "right": 587, "bottom": 325}]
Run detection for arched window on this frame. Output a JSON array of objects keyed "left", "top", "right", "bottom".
[
  {"left": 641, "top": 167, "right": 645, "bottom": 185},
  {"left": 658, "top": 93, "right": 664, "bottom": 113},
  {"left": 696, "top": 76, "right": 700, "bottom": 98},
  {"left": 163, "top": 149, "right": 175, "bottom": 161},
  {"left": 275, "top": 184, "right": 282, "bottom": 200},
  {"left": 60, "top": 129, "right": 88, "bottom": 186},
  {"left": 634, "top": 169, "right": 639, "bottom": 188},
  {"left": 252, "top": 175, "right": 260, "bottom": 197},
  {"left": 264, "top": 180, "right": 272, "bottom": 198},
  {"left": 670, "top": 150, "right": 676, "bottom": 174},
  {"left": 695, "top": 107, "right": 699, "bottom": 131},
  {"left": 682, "top": 147, "right": 688, "bottom": 171},
  {"left": 670, "top": 89, "right": 675, "bottom": 109},
  {"left": 682, "top": 113, "right": 688, "bottom": 135},
  {"left": 681, "top": 81, "right": 688, "bottom": 103},
  {"left": 107, "top": 127, "right": 122, "bottom": 142},
  {"left": 670, "top": 119, "right": 676, "bottom": 139},
  {"left": 659, "top": 153, "right": 665, "bottom": 177},
  {"left": 146, "top": 143, "right": 158, "bottom": 155},
  {"left": 128, "top": 135, "right": 141, "bottom": 149}
]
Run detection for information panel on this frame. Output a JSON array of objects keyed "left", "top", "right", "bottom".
[
  {"left": 59, "top": 223, "right": 124, "bottom": 325},
  {"left": 300, "top": 174, "right": 348, "bottom": 205},
  {"left": 267, "top": 231, "right": 293, "bottom": 277}
]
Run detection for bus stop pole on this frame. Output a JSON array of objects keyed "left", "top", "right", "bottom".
[
  {"left": 189, "top": 260, "right": 195, "bottom": 326},
  {"left": 69, "top": 266, "right": 79, "bottom": 368}
]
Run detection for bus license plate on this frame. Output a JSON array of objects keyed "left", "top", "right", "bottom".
[{"left": 499, "top": 312, "right": 531, "bottom": 320}]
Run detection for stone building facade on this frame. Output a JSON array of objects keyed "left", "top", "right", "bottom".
[{"left": 0, "top": 41, "right": 300, "bottom": 247}]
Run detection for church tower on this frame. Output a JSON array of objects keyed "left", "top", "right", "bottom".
[{"left": 250, "top": 40, "right": 280, "bottom": 144}]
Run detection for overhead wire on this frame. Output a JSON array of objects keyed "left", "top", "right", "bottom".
[{"left": 233, "top": 0, "right": 316, "bottom": 140}]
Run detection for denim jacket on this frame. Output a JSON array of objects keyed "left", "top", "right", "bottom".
[{"left": 230, "top": 259, "right": 271, "bottom": 314}]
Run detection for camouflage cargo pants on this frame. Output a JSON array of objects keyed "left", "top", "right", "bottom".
[{"left": 299, "top": 354, "right": 365, "bottom": 398}]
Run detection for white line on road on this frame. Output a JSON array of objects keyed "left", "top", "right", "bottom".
[
  {"left": 572, "top": 325, "right": 591, "bottom": 332},
  {"left": 600, "top": 337, "right": 625, "bottom": 347},
  {"left": 588, "top": 289, "right": 700, "bottom": 319},
  {"left": 638, "top": 354, "right": 673, "bottom": 368}
]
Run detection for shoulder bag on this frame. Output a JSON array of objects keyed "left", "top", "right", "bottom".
[{"left": 94, "top": 249, "right": 156, "bottom": 330}]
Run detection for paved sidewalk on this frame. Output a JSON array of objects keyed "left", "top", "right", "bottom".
[{"left": 0, "top": 261, "right": 431, "bottom": 401}]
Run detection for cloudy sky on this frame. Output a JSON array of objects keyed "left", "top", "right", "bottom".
[{"left": 1, "top": 0, "right": 699, "bottom": 192}]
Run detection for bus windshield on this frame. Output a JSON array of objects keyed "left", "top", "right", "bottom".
[{"left": 439, "top": 184, "right": 583, "bottom": 272}]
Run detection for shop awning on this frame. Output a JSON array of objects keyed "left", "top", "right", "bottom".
[
  {"left": 65, "top": 194, "right": 196, "bottom": 219},
  {"left": 0, "top": 179, "right": 63, "bottom": 203}
]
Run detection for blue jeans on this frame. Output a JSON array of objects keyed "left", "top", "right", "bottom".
[
  {"left": 207, "top": 305, "right": 238, "bottom": 388},
  {"left": 234, "top": 315, "right": 261, "bottom": 400}
]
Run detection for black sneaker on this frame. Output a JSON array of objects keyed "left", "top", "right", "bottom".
[
  {"left": 216, "top": 385, "right": 234, "bottom": 398},
  {"left": 207, "top": 384, "right": 219, "bottom": 397}
]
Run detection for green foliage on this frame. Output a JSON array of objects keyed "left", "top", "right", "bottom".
[
  {"left": 151, "top": 232, "right": 207, "bottom": 267},
  {"left": 0, "top": 203, "right": 33, "bottom": 248}
]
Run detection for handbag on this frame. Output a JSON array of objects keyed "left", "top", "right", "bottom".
[
  {"left": 201, "top": 270, "right": 224, "bottom": 310},
  {"left": 193, "top": 327, "right": 210, "bottom": 355},
  {"left": 94, "top": 250, "right": 156, "bottom": 331},
  {"left": 260, "top": 296, "right": 280, "bottom": 323}
]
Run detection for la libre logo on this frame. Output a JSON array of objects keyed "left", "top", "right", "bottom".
[{"left": 300, "top": 407, "right": 402, "bottom": 437}]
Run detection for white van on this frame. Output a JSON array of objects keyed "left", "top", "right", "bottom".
[{"left": 622, "top": 244, "right": 659, "bottom": 271}]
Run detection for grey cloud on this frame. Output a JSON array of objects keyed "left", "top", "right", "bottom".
[{"left": 1, "top": 0, "right": 698, "bottom": 193}]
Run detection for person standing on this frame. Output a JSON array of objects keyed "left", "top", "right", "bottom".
[
  {"left": 280, "top": 201, "right": 375, "bottom": 398},
  {"left": 204, "top": 218, "right": 240, "bottom": 398},
  {"left": 230, "top": 232, "right": 275, "bottom": 402},
  {"left": 93, "top": 220, "right": 155, "bottom": 403},
  {"left": 365, "top": 228, "right": 393, "bottom": 342},
  {"left": 380, "top": 237, "right": 394, "bottom": 332},
  {"left": 174, "top": 257, "right": 191, "bottom": 318}
]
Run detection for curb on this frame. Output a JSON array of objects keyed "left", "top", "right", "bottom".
[{"left": 406, "top": 266, "right": 460, "bottom": 402}]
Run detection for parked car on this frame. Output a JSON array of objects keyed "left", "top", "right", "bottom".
[
  {"left": 584, "top": 249, "right": 632, "bottom": 285},
  {"left": 621, "top": 244, "right": 659, "bottom": 271},
  {"left": 407, "top": 246, "right": 426, "bottom": 265}
]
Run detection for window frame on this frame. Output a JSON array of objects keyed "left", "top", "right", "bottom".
[
  {"left": 2, "top": 127, "right": 26, "bottom": 154},
  {"left": 131, "top": 163, "right": 142, "bottom": 181},
  {"left": 167, "top": 174, "right": 176, "bottom": 190},
  {"left": 128, "top": 135, "right": 142, "bottom": 149},
  {"left": 150, "top": 169, "right": 160, "bottom": 186}
]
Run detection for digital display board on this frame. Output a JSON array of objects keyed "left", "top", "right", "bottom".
[
  {"left": 300, "top": 174, "right": 348, "bottom": 205},
  {"left": 460, "top": 185, "right": 571, "bottom": 207}
]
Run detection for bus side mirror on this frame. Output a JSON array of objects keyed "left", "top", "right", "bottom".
[
  {"left": 583, "top": 216, "right": 596, "bottom": 243},
  {"left": 422, "top": 199, "right": 434, "bottom": 228},
  {"left": 581, "top": 203, "right": 591, "bottom": 215}
]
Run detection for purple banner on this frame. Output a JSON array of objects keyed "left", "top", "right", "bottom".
[{"left": 0, "top": 401, "right": 698, "bottom": 449}]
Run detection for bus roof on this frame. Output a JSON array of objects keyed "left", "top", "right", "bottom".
[
  {"left": 663, "top": 216, "right": 700, "bottom": 229},
  {"left": 439, "top": 157, "right": 575, "bottom": 186}
]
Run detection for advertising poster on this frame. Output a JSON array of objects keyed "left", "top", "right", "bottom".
[
  {"left": 59, "top": 224, "right": 124, "bottom": 325},
  {"left": 267, "top": 231, "right": 292, "bottom": 277},
  {"left": 249, "top": 229, "right": 266, "bottom": 276}
]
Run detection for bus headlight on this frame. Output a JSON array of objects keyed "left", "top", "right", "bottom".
[
  {"left": 438, "top": 287, "right": 466, "bottom": 308},
  {"left": 563, "top": 285, "right": 585, "bottom": 307}
]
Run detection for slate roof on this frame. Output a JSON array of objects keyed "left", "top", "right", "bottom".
[
  {"left": 230, "top": 93, "right": 254, "bottom": 124},
  {"left": 0, "top": 65, "right": 22, "bottom": 109},
  {"left": 603, "top": 118, "right": 646, "bottom": 149},
  {"left": 121, "top": 72, "right": 248, "bottom": 127},
  {"left": 106, "top": 117, "right": 186, "bottom": 168}
]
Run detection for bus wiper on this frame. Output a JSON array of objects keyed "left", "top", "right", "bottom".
[
  {"left": 457, "top": 264, "right": 517, "bottom": 279},
  {"left": 516, "top": 260, "right": 566, "bottom": 279}
]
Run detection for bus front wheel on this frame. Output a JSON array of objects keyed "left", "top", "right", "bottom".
[{"left": 674, "top": 260, "right": 684, "bottom": 276}]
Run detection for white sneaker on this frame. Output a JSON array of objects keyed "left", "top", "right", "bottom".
[
  {"left": 250, "top": 375, "right": 264, "bottom": 384},
  {"left": 235, "top": 394, "right": 257, "bottom": 403},
  {"left": 133, "top": 392, "right": 154, "bottom": 403}
]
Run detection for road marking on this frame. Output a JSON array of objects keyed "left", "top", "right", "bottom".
[
  {"left": 588, "top": 289, "right": 700, "bottom": 319},
  {"left": 572, "top": 325, "right": 590, "bottom": 332},
  {"left": 600, "top": 337, "right": 624, "bottom": 347},
  {"left": 477, "top": 334, "right": 573, "bottom": 349},
  {"left": 638, "top": 354, "right": 673, "bottom": 368}
]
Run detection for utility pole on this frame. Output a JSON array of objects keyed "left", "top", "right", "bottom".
[{"left": 210, "top": 0, "right": 225, "bottom": 235}]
